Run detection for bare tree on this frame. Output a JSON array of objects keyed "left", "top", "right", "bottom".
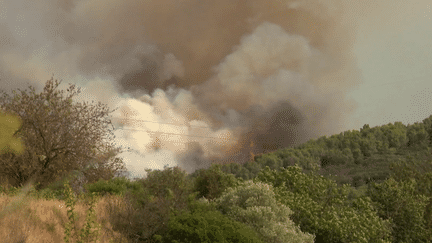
[{"left": 0, "top": 76, "right": 129, "bottom": 193}]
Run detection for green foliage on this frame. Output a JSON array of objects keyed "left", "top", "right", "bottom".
[
  {"left": 366, "top": 177, "right": 430, "bottom": 242},
  {"left": 406, "top": 122, "right": 429, "bottom": 148},
  {"left": 221, "top": 162, "right": 252, "bottom": 180},
  {"left": 320, "top": 149, "right": 351, "bottom": 168},
  {"left": 254, "top": 153, "right": 284, "bottom": 171},
  {"left": 324, "top": 135, "right": 340, "bottom": 150},
  {"left": 352, "top": 147, "right": 363, "bottom": 164},
  {"left": 140, "top": 166, "right": 195, "bottom": 199},
  {"left": 158, "top": 206, "right": 265, "bottom": 243},
  {"left": 352, "top": 175, "right": 364, "bottom": 187},
  {"left": 0, "top": 110, "right": 24, "bottom": 155},
  {"left": 358, "top": 135, "right": 378, "bottom": 157},
  {"left": 422, "top": 115, "right": 432, "bottom": 145},
  {"left": 253, "top": 166, "right": 392, "bottom": 243},
  {"left": 192, "top": 163, "right": 245, "bottom": 202},
  {"left": 242, "top": 160, "right": 263, "bottom": 177},
  {"left": 386, "top": 156, "right": 432, "bottom": 241},
  {"left": 83, "top": 176, "right": 132, "bottom": 197},
  {"left": 63, "top": 179, "right": 101, "bottom": 243},
  {"left": 0, "top": 76, "right": 128, "bottom": 192},
  {"left": 380, "top": 122, "right": 407, "bottom": 148},
  {"left": 114, "top": 166, "right": 196, "bottom": 241},
  {"left": 212, "top": 179, "right": 315, "bottom": 243}
]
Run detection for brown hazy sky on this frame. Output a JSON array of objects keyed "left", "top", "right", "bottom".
[{"left": 0, "top": 0, "right": 431, "bottom": 179}]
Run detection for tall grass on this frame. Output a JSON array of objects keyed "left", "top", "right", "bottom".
[
  {"left": 62, "top": 178, "right": 102, "bottom": 243},
  {"left": 0, "top": 178, "right": 123, "bottom": 243}
]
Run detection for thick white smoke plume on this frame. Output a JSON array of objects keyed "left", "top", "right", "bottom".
[{"left": 0, "top": 0, "right": 374, "bottom": 180}]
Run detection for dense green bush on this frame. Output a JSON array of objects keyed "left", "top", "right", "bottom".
[
  {"left": 254, "top": 166, "right": 392, "bottom": 243},
  {"left": 255, "top": 153, "right": 284, "bottom": 171},
  {"left": 159, "top": 203, "right": 264, "bottom": 243},
  {"left": 83, "top": 176, "right": 143, "bottom": 197},
  {"left": 111, "top": 166, "right": 195, "bottom": 242},
  {"left": 221, "top": 162, "right": 252, "bottom": 180},
  {"left": 212, "top": 179, "right": 315, "bottom": 243},
  {"left": 242, "top": 160, "right": 263, "bottom": 178},
  {"left": 192, "top": 163, "right": 244, "bottom": 202},
  {"left": 320, "top": 149, "right": 350, "bottom": 168},
  {"left": 366, "top": 177, "right": 431, "bottom": 242},
  {"left": 406, "top": 122, "right": 429, "bottom": 147}
]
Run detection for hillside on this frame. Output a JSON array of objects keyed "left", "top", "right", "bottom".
[
  {"left": 208, "top": 116, "right": 432, "bottom": 196},
  {"left": 1, "top": 115, "right": 432, "bottom": 242}
]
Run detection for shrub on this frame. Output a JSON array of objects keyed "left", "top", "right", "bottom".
[
  {"left": 158, "top": 208, "right": 264, "bottom": 243},
  {"left": 366, "top": 177, "right": 431, "bottom": 242},
  {"left": 212, "top": 180, "right": 315, "bottom": 243},
  {"left": 84, "top": 176, "right": 132, "bottom": 197},
  {"left": 107, "top": 166, "right": 195, "bottom": 242},
  {"left": 192, "top": 163, "right": 244, "bottom": 202},
  {"left": 254, "top": 166, "right": 392, "bottom": 243}
]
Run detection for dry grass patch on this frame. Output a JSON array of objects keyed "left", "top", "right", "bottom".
[{"left": 0, "top": 187, "right": 131, "bottom": 243}]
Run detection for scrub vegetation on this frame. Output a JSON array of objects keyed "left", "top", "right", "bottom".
[{"left": 1, "top": 77, "right": 431, "bottom": 242}]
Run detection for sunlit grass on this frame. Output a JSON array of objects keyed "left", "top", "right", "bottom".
[{"left": 0, "top": 179, "right": 131, "bottom": 243}]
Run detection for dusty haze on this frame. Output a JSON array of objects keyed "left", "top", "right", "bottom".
[{"left": 0, "top": 0, "right": 376, "bottom": 179}]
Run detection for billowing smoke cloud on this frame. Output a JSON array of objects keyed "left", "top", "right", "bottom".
[{"left": 0, "top": 0, "right": 368, "bottom": 180}]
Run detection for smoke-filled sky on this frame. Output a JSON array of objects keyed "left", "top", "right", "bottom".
[{"left": 0, "top": 0, "right": 431, "bottom": 181}]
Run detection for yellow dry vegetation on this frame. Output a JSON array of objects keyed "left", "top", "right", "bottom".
[{"left": 0, "top": 189, "right": 131, "bottom": 243}]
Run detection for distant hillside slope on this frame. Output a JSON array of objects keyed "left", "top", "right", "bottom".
[{"left": 196, "top": 114, "right": 432, "bottom": 193}]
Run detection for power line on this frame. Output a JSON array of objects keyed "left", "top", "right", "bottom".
[
  {"left": 113, "top": 125, "right": 228, "bottom": 140},
  {"left": 106, "top": 73, "right": 431, "bottom": 139},
  {"left": 110, "top": 117, "right": 227, "bottom": 139},
  {"left": 109, "top": 117, "right": 212, "bottom": 129}
]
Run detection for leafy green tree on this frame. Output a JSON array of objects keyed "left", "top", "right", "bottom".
[
  {"left": 343, "top": 130, "right": 362, "bottom": 149},
  {"left": 320, "top": 149, "right": 350, "bottom": 168},
  {"left": 358, "top": 133, "right": 378, "bottom": 157},
  {"left": 360, "top": 124, "right": 371, "bottom": 136},
  {"left": 160, "top": 205, "right": 265, "bottom": 243},
  {"left": 380, "top": 122, "right": 407, "bottom": 148},
  {"left": 0, "top": 77, "right": 128, "bottom": 194},
  {"left": 282, "top": 153, "right": 300, "bottom": 168},
  {"left": 137, "top": 166, "right": 195, "bottom": 205},
  {"left": 388, "top": 157, "right": 432, "bottom": 240},
  {"left": 243, "top": 160, "right": 263, "bottom": 178},
  {"left": 406, "top": 122, "right": 429, "bottom": 148},
  {"left": 255, "top": 153, "right": 283, "bottom": 171},
  {"left": 191, "top": 163, "right": 244, "bottom": 202},
  {"left": 315, "top": 135, "right": 328, "bottom": 148},
  {"left": 111, "top": 166, "right": 196, "bottom": 242},
  {"left": 366, "top": 177, "right": 430, "bottom": 242},
  {"left": 253, "top": 165, "right": 392, "bottom": 243},
  {"left": 213, "top": 180, "right": 315, "bottom": 243},
  {"left": 422, "top": 114, "right": 432, "bottom": 145},
  {"left": 276, "top": 147, "right": 321, "bottom": 173},
  {"left": 221, "top": 162, "right": 252, "bottom": 180},
  {"left": 304, "top": 145, "right": 326, "bottom": 161},
  {"left": 352, "top": 147, "right": 364, "bottom": 164},
  {"left": 325, "top": 135, "right": 340, "bottom": 150}
]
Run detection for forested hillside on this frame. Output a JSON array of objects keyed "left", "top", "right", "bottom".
[
  {"left": 210, "top": 117, "right": 432, "bottom": 191},
  {"left": 187, "top": 115, "right": 432, "bottom": 242}
]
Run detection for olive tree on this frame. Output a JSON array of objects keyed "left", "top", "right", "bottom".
[
  {"left": 0, "top": 76, "right": 129, "bottom": 194},
  {"left": 212, "top": 180, "right": 316, "bottom": 243}
]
